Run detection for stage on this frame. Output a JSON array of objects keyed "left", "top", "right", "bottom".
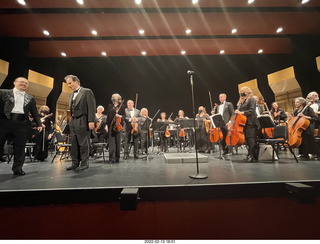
[{"left": 1, "top": 147, "right": 320, "bottom": 206}]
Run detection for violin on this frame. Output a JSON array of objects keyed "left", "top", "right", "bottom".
[
  {"left": 288, "top": 103, "right": 311, "bottom": 148},
  {"left": 131, "top": 93, "right": 139, "bottom": 135},
  {"left": 40, "top": 113, "right": 53, "bottom": 123},
  {"left": 179, "top": 128, "right": 186, "bottom": 138},
  {"left": 112, "top": 101, "right": 124, "bottom": 133},
  {"left": 165, "top": 126, "right": 170, "bottom": 138},
  {"left": 95, "top": 116, "right": 104, "bottom": 134},
  {"left": 226, "top": 103, "right": 247, "bottom": 146}
]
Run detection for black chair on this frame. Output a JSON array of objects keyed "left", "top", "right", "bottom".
[
  {"left": 91, "top": 142, "right": 108, "bottom": 163},
  {"left": 51, "top": 133, "right": 71, "bottom": 163},
  {"left": 257, "top": 123, "right": 299, "bottom": 163}
]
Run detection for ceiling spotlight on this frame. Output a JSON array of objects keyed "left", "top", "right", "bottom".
[
  {"left": 301, "top": 0, "right": 310, "bottom": 4},
  {"left": 192, "top": 0, "right": 199, "bottom": 4},
  {"left": 248, "top": 0, "right": 255, "bottom": 4},
  {"left": 61, "top": 52, "right": 67, "bottom": 57},
  {"left": 276, "top": 27, "right": 283, "bottom": 33},
  {"left": 43, "top": 30, "right": 50, "bottom": 36},
  {"left": 258, "top": 49, "right": 263, "bottom": 54},
  {"left": 77, "top": 0, "right": 84, "bottom": 5},
  {"left": 91, "top": 30, "right": 97, "bottom": 35},
  {"left": 101, "top": 51, "right": 107, "bottom": 56},
  {"left": 141, "top": 51, "right": 147, "bottom": 56},
  {"left": 135, "top": 0, "right": 142, "bottom": 4},
  {"left": 220, "top": 50, "right": 225, "bottom": 54},
  {"left": 231, "top": 28, "right": 237, "bottom": 34},
  {"left": 17, "top": 0, "right": 26, "bottom": 6},
  {"left": 185, "top": 29, "right": 192, "bottom": 34},
  {"left": 139, "top": 29, "right": 145, "bottom": 35},
  {"left": 181, "top": 50, "right": 186, "bottom": 55}
]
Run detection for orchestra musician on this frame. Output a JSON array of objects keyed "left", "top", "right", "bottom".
[
  {"left": 196, "top": 106, "right": 211, "bottom": 153},
  {"left": 157, "top": 112, "right": 171, "bottom": 152},
  {"left": 105, "top": 93, "right": 125, "bottom": 163},
  {"left": 0, "top": 77, "right": 42, "bottom": 175},
  {"left": 33, "top": 105, "right": 53, "bottom": 161},
  {"left": 235, "top": 86, "right": 260, "bottom": 162},
  {"left": 270, "top": 102, "right": 287, "bottom": 124},
  {"left": 212, "top": 93, "right": 235, "bottom": 155},
  {"left": 293, "top": 97, "right": 319, "bottom": 159},
  {"left": 65, "top": 75, "right": 96, "bottom": 171},
  {"left": 174, "top": 110, "right": 189, "bottom": 151},
  {"left": 138, "top": 108, "right": 152, "bottom": 155},
  {"left": 253, "top": 96, "right": 263, "bottom": 117},
  {"left": 94, "top": 105, "right": 107, "bottom": 143},
  {"left": 124, "top": 100, "right": 140, "bottom": 159},
  {"left": 307, "top": 91, "right": 320, "bottom": 158}
]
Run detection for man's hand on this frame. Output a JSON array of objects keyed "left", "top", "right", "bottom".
[
  {"left": 105, "top": 125, "right": 108, "bottom": 133},
  {"left": 37, "top": 126, "right": 42, "bottom": 132},
  {"left": 88, "top": 122, "right": 95, "bottom": 130}
]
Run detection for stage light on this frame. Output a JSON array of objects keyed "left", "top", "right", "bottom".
[
  {"left": 139, "top": 29, "right": 145, "bottom": 35},
  {"left": 101, "top": 51, "right": 107, "bottom": 56},
  {"left": 17, "top": 0, "right": 26, "bottom": 6},
  {"left": 181, "top": 50, "right": 186, "bottom": 55},
  {"left": 301, "top": 0, "right": 310, "bottom": 4},
  {"left": 141, "top": 51, "right": 147, "bottom": 56},
  {"left": 77, "top": 0, "right": 84, "bottom": 5},
  {"left": 119, "top": 188, "right": 139, "bottom": 211},
  {"left": 185, "top": 29, "right": 192, "bottom": 34},
  {"left": 43, "top": 30, "right": 50, "bottom": 36},
  {"left": 231, "top": 28, "right": 237, "bottom": 34},
  {"left": 220, "top": 50, "right": 225, "bottom": 54},
  {"left": 135, "top": 0, "right": 142, "bottom": 4},
  {"left": 248, "top": 0, "right": 255, "bottom": 4},
  {"left": 258, "top": 49, "right": 263, "bottom": 54},
  {"left": 91, "top": 30, "right": 97, "bottom": 35},
  {"left": 61, "top": 52, "right": 67, "bottom": 57},
  {"left": 276, "top": 27, "right": 283, "bottom": 33},
  {"left": 192, "top": 0, "right": 199, "bottom": 4}
]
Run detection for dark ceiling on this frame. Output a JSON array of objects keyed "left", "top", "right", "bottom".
[{"left": 0, "top": 0, "right": 319, "bottom": 57}]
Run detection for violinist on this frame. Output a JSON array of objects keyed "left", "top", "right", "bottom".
[
  {"left": 124, "top": 100, "right": 140, "bottom": 160},
  {"left": 94, "top": 105, "right": 107, "bottom": 143},
  {"left": 270, "top": 102, "right": 287, "bottom": 124},
  {"left": 235, "top": 86, "right": 260, "bottom": 162},
  {"left": 157, "top": 112, "right": 171, "bottom": 152},
  {"left": 212, "top": 93, "right": 235, "bottom": 155},
  {"left": 138, "top": 108, "right": 151, "bottom": 155},
  {"left": 196, "top": 106, "right": 211, "bottom": 153},
  {"left": 293, "top": 97, "right": 319, "bottom": 159},
  {"left": 105, "top": 93, "right": 125, "bottom": 163},
  {"left": 33, "top": 105, "right": 53, "bottom": 161},
  {"left": 175, "top": 110, "right": 189, "bottom": 150}
]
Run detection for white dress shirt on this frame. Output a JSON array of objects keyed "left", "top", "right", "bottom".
[
  {"left": 11, "top": 88, "right": 25, "bottom": 114},
  {"left": 310, "top": 103, "right": 319, "bottom": 113},
  {"left": 218, "top": 102, "right": 225, "bottom": 115},
  {"left": 72, "top": 87, "right": 81, "bottom": 100}
]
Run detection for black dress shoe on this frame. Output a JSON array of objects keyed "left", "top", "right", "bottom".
[
  {"left": 13, "top": 170, "right": 26, "bottom": 176},
  {"left": 66, "top": 165, "right": 78, "bottom": 171},
  {"left": 247, "top": 155, "right": 254, "bottom": 162},
  {"left": 75, "top": 164, "right": 89, "bottom": 171},
  {"left": 123, "top": 154, "right": 128, "bottom": 160},
  {"left": 134, "top": 155, "right": 139, "bottom": 159}
]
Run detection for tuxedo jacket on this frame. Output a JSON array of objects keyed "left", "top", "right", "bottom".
[
  {"left": 106, "top": 103, "right": 126, "bottom": 128},
  {"left": 124, "top": 108, "right": 141, "bottom": 132},
  {"left": 0, "top": 89, "right": 41, "bottom": 126},
  {"left": 215, "top": 101, "right": 235, "bottom": 124},
  {"left": 69, "top": 87, "right": 96, "bottom": 126}
]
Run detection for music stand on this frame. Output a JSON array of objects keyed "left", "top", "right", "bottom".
[
  {"left": 141, "top": 118, "right": 152, "bottom": 161},
  {"left": 152, "top": 121, "right": 168, "bottom": 154},
  {"left": 210, "top": 114, "right": 229, "bottom": 161}
]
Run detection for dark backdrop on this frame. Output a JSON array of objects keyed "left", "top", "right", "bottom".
[{"left": 1, "top": 36, "right": 320, "bottom": 119}]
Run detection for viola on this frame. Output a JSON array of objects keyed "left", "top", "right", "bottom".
[
  {"left": 95, "top": 116, "right": 104, "bottom": 134},
  {"left": 179, "top": 128, "right": 186, "bottom": 138},
  {"left": 112, "top": 101, "right": 124, "bottom": 133},
  {"left": 288, "top": 103, "right": 311, "bottom": 148},
  {"left": 165, "top": 126, "right": 170, "bottom": 138},
  {"left": 226, "top": 112, "right": 247, "bottom": 146}
]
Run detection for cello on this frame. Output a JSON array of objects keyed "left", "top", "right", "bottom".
[
  {"left": 226, "top": 100, "right": 247, "bottom": 146},
  {"left": 131, "top": 93, "right": 139, "bottom": 135},
  {"left": 209, "top": 103, "right": 223, "bottom": 143},
  {"left": 288, "top": 102, "right": 311, "bottom": 148}
]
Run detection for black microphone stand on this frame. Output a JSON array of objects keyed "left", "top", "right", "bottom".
[{"left": 188, "top": 71, "right": 208, "bottom": 179}]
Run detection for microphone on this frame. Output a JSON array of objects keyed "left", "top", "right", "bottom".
[{"left": 187, "top": 70, "right": 195, "bottom": 75}]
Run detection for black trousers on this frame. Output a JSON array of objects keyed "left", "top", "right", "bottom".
[
  {"left": 124, "top": 130, "right": 139, "bottom": 156},
  {"left": 69, "top": 117, "right": 91, "bottom": 167},
  {"left": 245, "top": 126, "right": 258, "bottom": 158},
  {"left": 33, "top": 129, "right": 49, "bottom": 161},
  {"left": 109, "top": 130, "right": 121, "bottom": 162},
  {"left": 220, "top": 126, "right": 229, "bottom": 153},
  {"left": 159, "top": 132, "right": 169, "bottom": 152},
  {"left": 0, "top": 118, "right": 28, "bottom": 172},
  {"left": 140, "top": 131, "right": 149, "bottom": 153}
]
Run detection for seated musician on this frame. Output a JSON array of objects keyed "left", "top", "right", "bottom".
[
  {"left": 293, "top": 97, "right": 319, "bottom": 159},
  {"left": 157, "top": 112, "right": 171, "bottom": 152},
  {"left": 307, "top": 91, "right": 320, "bottom": 158},
  {"left": 138, "top": 108, "right": 151, "bottom": 155},
  {"left": 270, "top": 102, "right": 287, "bottom": 124},
  {"left": 94, "top": 105, "right": 107, "bottom": 143},
  {"left": 123, "top": 100, "right": 140, "bottom": 159},
  {"left": 196, "top": 106, "right": 211, "bottom": 153},
  {"left": 235, "top": 87, "right": 259, "bottom": 162},
  {"left": 212, "top": 93, "right": 235, "bottom": 155}
]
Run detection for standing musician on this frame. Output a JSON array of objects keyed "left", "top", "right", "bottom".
[
  {"left": 235, "top": 86, "right": 260, "bottom": 162},
  {"left": 0, "top": 77, "right": 42, "bottom": 175},
  {"left": 124, "top": 100, "right": 140, "bottom": 159},
  {"left": 253, "top": 96, "right": 263, "bottom": 117},
  {"left": 293, "top": 97, "right": 319, "bottom": 159},
  {"left": 65, "top": 75, "right": 96, "bottom": 171},
  {"left": 138, "top": 108, "right": 152, "bottom": 155},
  {"left": 196, "top": 106, "right": 211, "bottom": 153},
  {"left": 94, "top": 105, "right": 107, "bottom": 143},
  {"left": 270, "top": 102, "right": 287, "bottom": 124},
  {"left": 33, "top": 105, "right": 53, "bottom": 161},
  {"left": 157, "top": 112, "right": 171, "bottom": 152},
  {"left": 175, "top": 110, "right": 189, "bottom": 150},
  {"left": 105, "top": 93, "right": 125, "bottom": 163},
  {"left": 212, "top": 93, "right": 234, "bottom": 155}
]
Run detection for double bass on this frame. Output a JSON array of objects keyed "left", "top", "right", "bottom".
[
  {"left": 131, "top": 93, "right": 139, "bottom": 135},
  {"left": 288, "top": 103, "right": 311, "bottom": 148}
]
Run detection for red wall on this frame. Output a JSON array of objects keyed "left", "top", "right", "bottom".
[{"left": 0, "top": 197, "right": 319, "bottom": 239}]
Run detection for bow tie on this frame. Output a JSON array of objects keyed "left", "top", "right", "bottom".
[
  {"left": 15, "top": 90, "right": 25, "bottom": 96},
  {"left": 129, "top": 109, "right": 133, "bottom": 111},
  {"left": 74, "top": 89, "right": 79, "bottom": 93}
]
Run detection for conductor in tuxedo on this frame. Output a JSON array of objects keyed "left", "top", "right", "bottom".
[
  {"left": 65, "top": 75, "right": 96, "bottom": 171},
  {"left": 123, "top": 100, "right": 141, "bottom": 159},
  {"left": 212, "top": 93, "right": 234, "bottom": 155},
  {"left": 0, "top": 77, "right": 42, "bottom": 175}
]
